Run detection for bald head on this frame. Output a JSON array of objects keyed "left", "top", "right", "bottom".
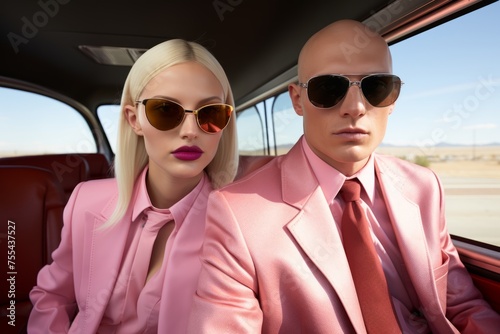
[{"left": 298, "top": 20, "right": 393, "bottom": 80}]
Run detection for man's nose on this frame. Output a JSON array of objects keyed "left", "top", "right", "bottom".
[{"left": 339, "top": 84, "right": 367, "bottom": 118}]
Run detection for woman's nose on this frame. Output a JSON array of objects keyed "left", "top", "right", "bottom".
[{"left": 178, "top": 113, "right": 199, "bottom": 138}]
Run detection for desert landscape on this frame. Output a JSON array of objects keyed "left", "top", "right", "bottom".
[
  {"left": 379, "top": 145, "right": 500, "bottom": 246},
  {"left": 375, "top": 145, "right": 500, "bottom": 179},
  {"left": 375, "top": 146, "right": 500, "bottom": 197}
]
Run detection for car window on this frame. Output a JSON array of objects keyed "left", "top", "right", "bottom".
[
  {"left": 0, "top": 86, "right": 97, "bottom": 157},
  {"left": 384, "top": 3, "right": 500, "bottom": 246},
  {"left": 237, "top": 104, "right": 267, "bottom": 155},
  {"left": 272, "top": 91, "right": 303, "bottom": 155},
  {"left": 97, "top": 104, "right": 121, "bottom": 153}
]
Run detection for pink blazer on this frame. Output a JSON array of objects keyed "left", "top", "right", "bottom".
[
  {"left": 189, "top": 140, "right": 500, "bottom": 333},
  {"left": 29, "top": 175, "right": 212, "bottom": 333}
]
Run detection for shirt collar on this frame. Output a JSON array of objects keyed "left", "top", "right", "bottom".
[
  {"left": 301, "top": 137, "right": 376, "bottom": 205},
  {"left": 132, "top": 166, "right": 210, "bottom": 225}
]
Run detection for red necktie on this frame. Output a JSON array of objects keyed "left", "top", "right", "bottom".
[{"left": 340, "top": 179, "right": 401, "bottom": 334}]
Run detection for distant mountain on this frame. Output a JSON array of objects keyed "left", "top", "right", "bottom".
[{"left": 380, "top": 142, "right": 500, "bottom": 147}]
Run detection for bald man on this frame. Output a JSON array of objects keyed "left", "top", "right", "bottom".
[{"left": 188, "top": 20, "right": 500, "bottom": 333}]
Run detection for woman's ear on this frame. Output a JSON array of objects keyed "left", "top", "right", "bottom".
[
  {"left": 124, "top": 104, "right": 144, "bottom": 136},
  {"left": 288, "top": 83, "right": 304, "bottom": 116}
]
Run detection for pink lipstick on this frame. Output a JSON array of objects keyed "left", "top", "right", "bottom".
[{"left": 172, "top": 146, "right": 203, "bottom": 161}]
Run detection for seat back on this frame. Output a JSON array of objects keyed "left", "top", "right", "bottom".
[
  {"left": 236, "top": 155, "right": 275, "bottom": 180},
  {"left": 0, "top": 154, "right": 89, "bottom": 201},
  {"left": 78, "top": 153, "right": 113, "bottom": 179},
  {"left": 0, "top": 166, "right": 65, "bottom": 333}
]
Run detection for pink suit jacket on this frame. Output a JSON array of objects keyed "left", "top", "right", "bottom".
[
  {"left": 190, "top": 140, "right": 500, "bottom": 333},
  {"left": 29, "top": 175, "right": 212, "bottom": 333}
]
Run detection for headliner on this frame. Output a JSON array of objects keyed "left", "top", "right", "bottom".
[{"left": 0, "top": 0, "right": 491, "bottom": 112}]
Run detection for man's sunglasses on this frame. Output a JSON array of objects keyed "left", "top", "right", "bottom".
[
  {"left": 136, "top": 98, "right": 233, "bottom": 134},
  {"left": 298, "top": 74, "right": 402, "bottom": 108}
]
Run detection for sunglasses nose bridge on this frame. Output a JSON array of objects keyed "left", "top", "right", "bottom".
[
  {"left": 345, "top": 80, "right": 364, "bottom": 100},
  {"left": 178, "top": 110, "right": 200, "bottom": 134},
  {"left": 184, "top": 109, "right": 201, "bottom": 124},
  {"left": 183, "top": 109, "right": 199, "bottom": 123},
  {"left": 342, "top": 80, "right": 370, "bottom": 113},
  {"left": 348, "top": 80, "right": 362, "bottom": 89},
  {"left": 344, "top": 80, "right": 363, "bottom": 100}
]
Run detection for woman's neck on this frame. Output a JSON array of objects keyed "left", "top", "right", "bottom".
[{"left": 145, "top": 164, "right": 203, "bottom": 209}]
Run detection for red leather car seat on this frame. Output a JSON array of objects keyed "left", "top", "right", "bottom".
[{"left": 0, "top": 166, "right": 65, "bottom": 333}]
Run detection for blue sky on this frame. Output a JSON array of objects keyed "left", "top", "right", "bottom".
[
  {"left": 387, "top": 2, "right": 500, "bottom": 146},
  {"left": 1, "top": 1, "right": 499, "bottom": 156},
  {"left": 0, "top": 87, "right": 97, "bottom": 155}
]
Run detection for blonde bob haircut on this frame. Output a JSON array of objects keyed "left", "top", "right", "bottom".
[{"left": 105, "top": 39, "right": 238, "bottom": 228}]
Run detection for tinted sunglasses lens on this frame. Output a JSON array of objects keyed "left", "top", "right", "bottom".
[
  {"left": 307, "top": 75, "right": 349, "bottom": 108},
  {"left": 144, "top": 99, "right": 184, "bottom": 131},
  {"left": 197, "top": 104, "right": 233, "bottom": 133},
  {"left": 361, "top": 75, "right": 401, "bottom": 107}
]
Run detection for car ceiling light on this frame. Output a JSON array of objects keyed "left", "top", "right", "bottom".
[{"left": 78, "top": 45, "right": 148, "bottom": 66}]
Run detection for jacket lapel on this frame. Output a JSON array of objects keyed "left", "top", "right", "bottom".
[
  {"left": 375, "top": 157, "right": 456, "bottom": 333},
  {"left": 375, "top": 158, "right": 431, "bottom": 291},
  {"left": 282, "top": 143, "right": 366, "bottom": 333},
  {"left": 74, "top": 192, "right": 133, "bottom": 333}
]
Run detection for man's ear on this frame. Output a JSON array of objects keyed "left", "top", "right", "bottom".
[
  {"left": 124, "top": 104, "right": 144, "bottom": 136},
  {"left": 288, "top": 83, "right": 304, "bottom": 116},
  {"left": 387, "top": 103, "right": 396, "bottom": 115}
]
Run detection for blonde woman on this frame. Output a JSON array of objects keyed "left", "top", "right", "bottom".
[{"left": 28, "top": 39, "right": 238, "bottom": 333}]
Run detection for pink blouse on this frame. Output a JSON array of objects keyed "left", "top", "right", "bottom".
[{"left": 98, "top": 168, "right": 209, "bottom": 333}]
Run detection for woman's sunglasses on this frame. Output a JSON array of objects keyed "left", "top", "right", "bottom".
[
  {"left": 136, "top": 98, "right": 233, "bottom": 134},
  {"left": 298, "top": 74, "right": 402, "bottom": 108}
]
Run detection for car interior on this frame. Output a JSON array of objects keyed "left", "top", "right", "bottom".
[{"left": 1, "top": 0, "right": 499, "bottom": 332}]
